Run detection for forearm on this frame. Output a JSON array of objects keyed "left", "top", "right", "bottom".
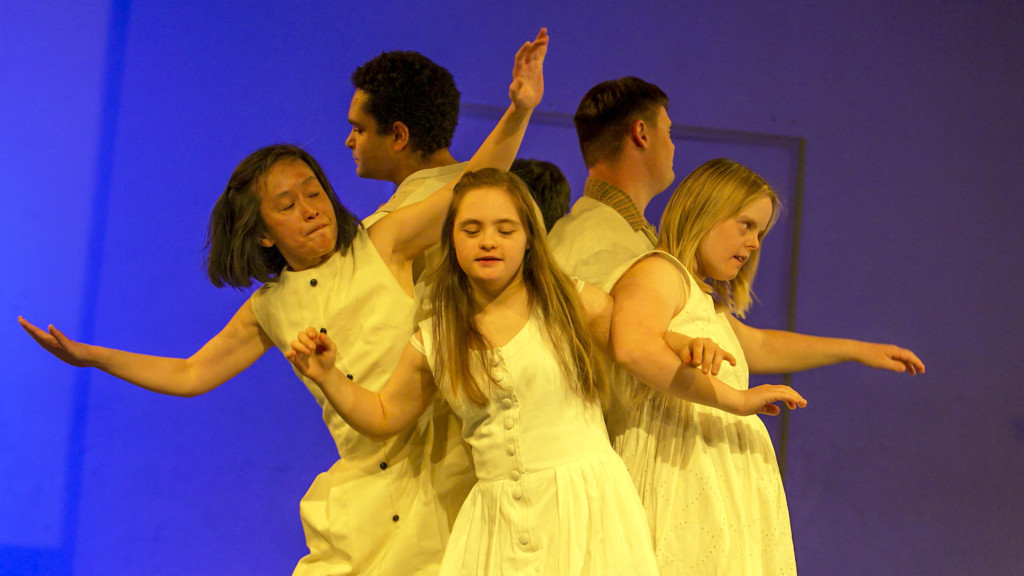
[
  {"left": 746, "top": 329, "right": 863, "bottom": 374},
  {"left": 616, "top": 341, "right": 747, "bottom": 415},
  {"left": 87, "top": 346, "right": 225, "bottom": 397},
  {"left": 316, "top": 371, "right": 407, "bottom": 442}
]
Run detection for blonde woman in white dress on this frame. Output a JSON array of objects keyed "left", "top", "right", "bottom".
[{"left": 609, "top": 158, "right": 925, "bottom": 575}]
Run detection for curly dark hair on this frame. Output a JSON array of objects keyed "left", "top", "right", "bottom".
[
  {"left": 205, "top": 145, "right": 361, "bottom": 289},
  {"left": 574, "top": 77, "right": 669, "bottom": 168},
  {"left": 351, "top": 51, "right": 460, "bottom": 157}
]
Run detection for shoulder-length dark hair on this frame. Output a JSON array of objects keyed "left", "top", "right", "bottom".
[{"left": 205, "top": 145, "right": 361, "bottom": 288}]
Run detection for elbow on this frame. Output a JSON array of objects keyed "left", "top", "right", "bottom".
[
  {"left": 174, "top": 385, "right": 208, "bottom": 399},
  {"left": 611, "top": 337, "right": 647, "bottom": 373}
]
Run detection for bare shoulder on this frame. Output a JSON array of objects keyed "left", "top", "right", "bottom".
[{"left": 614, "top": 253, "right": 685, "bottom": 297}]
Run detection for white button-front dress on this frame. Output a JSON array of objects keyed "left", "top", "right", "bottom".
[{"left": 415, "top": 313, "right": 659, "bottom": 575}]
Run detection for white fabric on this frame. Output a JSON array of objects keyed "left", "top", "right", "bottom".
[
  {"left": 251, "top": 229, "right": 474, "bottom": 575},
  {"left": 362, "top": 162, "right": 468, "bottom": 227},
  {"left": 414, "top": 314, "right": 659, "bottom": 576},
  {"left": 608, "top": 251, "right": 797, "bottom": 575},
  {"left": 363, "top": 161, "right": 468, "bottom": 323},
  {"left": 548, "top": 196, "right": 655, "bottom": 288}
]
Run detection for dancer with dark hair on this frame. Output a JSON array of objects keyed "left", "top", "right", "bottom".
[
  {"left": 19, "top": 29, "right": 549, "bottom": 576},
  {"left": 349, "top": 50, "right": 465, "bottom": 227}
]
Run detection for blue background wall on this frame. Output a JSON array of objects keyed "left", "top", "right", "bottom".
[{"left": 3, "top": 1, "right": 1022, "bottom": 574}]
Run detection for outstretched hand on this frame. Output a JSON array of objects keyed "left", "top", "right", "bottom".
[
  {"left": 18, "top": 316, "right": 93, "bottom": 367},
  {"left": 509, "top": 28, "right": 547, "bottom": 112},
  {"left": 740, "top": 384, "right": 808, "bottom": 417},
  {"left": 858, "top": 343, "right": 925, "bottom": 375},
  {"left": 284, "top": 327, "right": 338, "bottom": 386}
]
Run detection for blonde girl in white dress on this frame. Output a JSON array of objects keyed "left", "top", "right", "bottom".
[
  {"left": 285, "top": 168, "right": 660, "bottom": 575},
  {"left": 609, "top": 158, "right": 925, "bottom": 575}
]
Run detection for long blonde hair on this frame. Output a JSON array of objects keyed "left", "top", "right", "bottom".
[
  {"left": 659, "top": 158, "right": 781, "bottom": 317},
  {"left": 428, "top": 168, "right": 608, "bottom": 406}
]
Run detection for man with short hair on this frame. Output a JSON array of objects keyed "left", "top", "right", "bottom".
[
  {"left": 548, "top": 77, "right": 675, "bottom": 288},
  {"left": 346, "top": 51, "right": 468, "bottom": 227}
]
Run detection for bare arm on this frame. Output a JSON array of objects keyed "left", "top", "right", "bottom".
[
  {"left": 285, "top": 328, "right": 437, "bottom": 442},
  {"left": 728, "top": 316, "right": 925, "bottom": 375},
  {"left": 610, "top": 256, "right": 806, "bottom": 416},
  {"left": 18, "top": 298, "right": 273, "bottom": 397},
  {"left": 369, "top": 28, "right": 549, "bottom": 266},
  {"left": 578, "top": 280, "right": 614, "bottom": 352},
  {"left": 663, "top": 331, "right": 737, "bottom": 376}
]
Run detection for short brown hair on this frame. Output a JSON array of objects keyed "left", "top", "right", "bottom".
[{"left": 574, "top": 77, "right": 668, "bottom": 167}]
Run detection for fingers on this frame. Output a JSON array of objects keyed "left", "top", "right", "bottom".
[
  {"left": 18, "top": 317, "right": 50, "bottom": 342},
  {"left": 49, "top": 325, "right": 73, "bottom": 347},
  {"left": 317, "top": 330, "right": 336, "bottom": 354},
  {"left": 289, "top": 327, "right": 336, "bottom": 359},
  {"left": 294, "top": 329, "right": 317, "bottom": 355},
  {"left": 759, "top": 404, "right": 781, "bottom": 416},
  {"left": 754, "top": 384, "right": 808, "bottom": 412},
  {"left": 893, "top": 349, "right": 925, "bottom": 375},
  {"left": 779, "top": 386, "right": 808, "bottom": 408}
]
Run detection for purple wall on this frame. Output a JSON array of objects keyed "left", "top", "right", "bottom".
[{"left": 3, "top": 1, "right": 1022, "bottom": 574}]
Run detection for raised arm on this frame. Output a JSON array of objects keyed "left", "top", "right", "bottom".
[
  {"left": 728, "top": 316, "right": 925, "bottom": 375},
  {"left": 610, "top": 256, "right": 806, "bottom": 416},
  {"left": 17, "top": 298, "right": 273, "bottom": 397},
  {"left": 370, "top": 28, "right": 549, "bottom": 264},
  {"left": 285, "top": 327, "right": 437, "bottom": 442}
]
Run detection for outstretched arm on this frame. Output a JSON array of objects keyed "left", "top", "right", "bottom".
[
  {"left": 610, "top": 256, "right": 806, "bottom": 416},
  {"left": 285, "top": 328, "right": 437, "bottom": 441},
  {"left": 17, "top": 298, "right": 273, "bottom": 397},
  {"left": 728, "top": 316, "right": 925, "bottom": 375},
  {"left": 370, "top": 28, "right": 549, "bottom": 265}
]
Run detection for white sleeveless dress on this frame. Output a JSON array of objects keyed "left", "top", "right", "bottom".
[
  {"left": 251, "top": 228, "right": 474, "bottom": 575},
  {"left": 607, "top": 251, "right": 797, "bottom": 575},
  {"left": 414, "top": 312, "right": 659, "bottom": 575}
]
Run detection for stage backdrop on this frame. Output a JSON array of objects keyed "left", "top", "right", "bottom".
[{"left": 3, "top": 1, "right": 1022, "bottom": 574}]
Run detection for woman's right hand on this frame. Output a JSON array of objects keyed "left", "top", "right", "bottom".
[
  {"left": 18, "top": 316, "right": 94, "bottom": 367},
  {"left": 736, "top": 384, "right": 808, "bottom": 416}
]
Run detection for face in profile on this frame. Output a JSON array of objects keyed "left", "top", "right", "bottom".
[
  {"left": 345, "top": 89, "right": 397, "bottom": 182},
  {"left": 257, "top": 158, "right": 337, "bottom": 271},
  {"left": 452, "top": 186, "right": 529, "bottom": 293},
  {"left": 647, "top": 106, "right": 676, "bottom": 191},
  {"left": 696, "top": 196, "right": 773, "bottom": 282}
]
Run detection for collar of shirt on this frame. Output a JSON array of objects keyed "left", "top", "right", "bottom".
[{"left": 583, "top": 177, "right": 658, "bottom": 245}]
